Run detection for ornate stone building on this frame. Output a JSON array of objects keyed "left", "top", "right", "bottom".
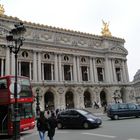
[
  {"left": 0, "top": 6, "right": 134, "bottom": 111},
  {"left": 132, "top": 70, "right": 140, "bottom": 103}
]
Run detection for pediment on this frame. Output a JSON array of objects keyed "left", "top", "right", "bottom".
[{"left": 110, "top": 46, "right": 128, "bottom": 54}]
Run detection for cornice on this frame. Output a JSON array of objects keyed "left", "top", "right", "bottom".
[{"left": 0, "top": 15, "right": 125, "bottom": 43}]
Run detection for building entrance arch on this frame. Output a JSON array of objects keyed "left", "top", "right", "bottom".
[
  {"left": 44, "top": 91, "right": 54, "bottom": 110},
  {"left": 100, "top": 91, "right": 107, "bottom": 107},
  {"left": 65, "top": 91, "right": 74, "bottom": 109},
  {"left": 84, "top": 91, "right": 92, "bottom": 108}
]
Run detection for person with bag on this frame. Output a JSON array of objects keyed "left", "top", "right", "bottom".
[
  {"left": 47, "top": 112, "right": 57, "bottom": 140},
  {"left": 37, "top": 111, "right": 49, "bottom": 140}
]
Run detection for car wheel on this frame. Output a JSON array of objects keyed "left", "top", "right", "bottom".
[
  {"left": 57, "top": 122, "right": 63, "bottom": 129},
  {"left": 114, "top": 115, "right": 119, "bottom": 120},
  {"left": 83, "top": 122, "right": 90, "bottom": 129}
]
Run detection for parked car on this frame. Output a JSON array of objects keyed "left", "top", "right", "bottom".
[
  {"left": 107, "top": 103, "right": 140, "bottom": 120},
  {"left": 56, "top": 109, "right": 102, "bottom": 129}
]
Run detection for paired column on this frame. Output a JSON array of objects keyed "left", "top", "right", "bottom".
[
  {"left": 93, "top": 58, "right": 98, "bottom": 82},
  {"left": 5, "top": 47, "right": 10, "bottom": 75},
  {"left": 124, "top": 60, "right": 129, "bottom": 82},
  {"left": 54, "top": 54, "right": 59, "bottom": 82},
  {"left": 58, "top": 54, "right": 62, "bottom": 82},
  {"left": 76, "top": 56, "right": 81, "bottom": 82},
  {"left": 111, "top": 59, "right": 117, "bottom": 82},
  {"left": 37, "top": 52, "right": 42, "bottom": 81},
  {"left": 89, "top": 57, "right": 94, "bottom": 82},
  {"left": 33, "top": 51, "right": 37, "bottom": 81},
  {"left": 11, "top": 52, "right": 15, "bottom": 75},
  {"left": 73, "top": 56, "right": 77, "bottom": 82}
]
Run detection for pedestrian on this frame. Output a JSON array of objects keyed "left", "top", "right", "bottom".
[
  {"left": 47, "top": 112, "right": 57, "bottom": 140},
  {"left": 37, "top": 111, "right": 49, "bottom": 140}
]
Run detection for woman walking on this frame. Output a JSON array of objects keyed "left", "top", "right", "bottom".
[{"left": 37, "top": 111, "right": 49, "bottom": 140}]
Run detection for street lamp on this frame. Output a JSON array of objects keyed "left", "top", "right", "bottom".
[
  {"left": 6, "top": 22, "right": 26, "bottom": 140},
  {"left": 35, "top": 87, "right": 42, "bottom": 118}
]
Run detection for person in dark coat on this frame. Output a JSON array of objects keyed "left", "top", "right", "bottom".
[
  {"left": 37, "top": 111, "right": 49, "bottom": 140},
  {"left": 47, "top": 112, "right": 57, "bottom": 140}
]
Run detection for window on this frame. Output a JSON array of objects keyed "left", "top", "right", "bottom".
[
  {"left": 119, "top": 104, "right": 127, "bottom": 109},
  {"left": 64, "top": 65, "right": 71, "bottom": 81},
  {"left": 21, "top": 62, "right": 30, "bottom": 77},
  {"left": 116, "top": 68, "right": 121, "bottom": 82},
  {"left": 0, "top": 79, "right": 7, "bottom": 89},
  {"left": 81, "top": 66, "right": 88, "bottom": 81},
  {"left": 128, "top": 103, "right": 136, "bottom": 110},
  {"left": 44, "top": 63, "right": 52, "bottom": 80},
  {"left": 97, "top": 67, "right": 104, "bottom": 82}
]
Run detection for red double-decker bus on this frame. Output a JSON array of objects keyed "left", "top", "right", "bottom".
[{"left": 0, "top": 75, "right": 35, "bottom": 136}]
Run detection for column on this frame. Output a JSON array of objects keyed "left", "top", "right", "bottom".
[
  {"left": 37, "top": 52, "right": 42, "bottom": 81},
  {"left": 33, "top": 51, "right": 37, "bottom": 81},
  {"left": 1, "top": 59, "right": 4, "bottom": 76},
  {"left": 70, "top": 66, "right": 73, "bottom": 81},
  {"left": 73, "top": 56, "right": 77, "bottom": 82},
  {"left": 11, "top": 52, "right": 15, "bottom": 75},
  {"left": 29, "top": 62, "right": 32, "bottom": 80},
  {"left": 5, "top": 47, "right": 10, "bottom": 75},
  {"left": 89, "top": 57, "right": 94, "bottom": 82},
  {"left": 58, "top": 54, "right": 62, "bottom": 82},
  {"left": 105, "top": 56, "right": 110, "bottom": 83},
  {"left": 111, "top": 59, "right": 117, "bottom": 82},
  {"left": 54, "top": 54, "right": 58, "bottom": 82},
  {"left": 51, "top": 64, "right": 54, "bottom": 80},
  {"left": 76, "top": 56, "right": 81, "bottom": 82},
  {"left": 124, "top": 60, "right": 129, "bottom": 82},
  {"left": 18, "top": 61, "right": 21, "bottom": 76},
  {"left": 122, "top": 60, "right": 127, "bottom": 82},
  {"left": 93, "top": 58, "right": 98, "bottom": 82},
  {"left": 108, "top": 59, "right": 113, "bottom": 82},
  {"left": 42, "top": 63, "right": 44, "bottom": 80}
]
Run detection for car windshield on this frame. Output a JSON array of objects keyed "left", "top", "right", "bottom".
[{"left": 76, "top": 109, "right": 90, "bottom": 115}]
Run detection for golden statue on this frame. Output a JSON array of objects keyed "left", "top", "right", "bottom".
[
  {"left": 0, "top": 4, "right": 5, "bottom": 16},
  {"left": 101, "top": 20, "right": 112, "bottom": 36}
]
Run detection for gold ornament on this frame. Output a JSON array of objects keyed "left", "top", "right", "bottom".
[
  {"left": 101, "top": 20, "right": 112, "bottom": 36},
  {"left": 0, "top": 4, "right": 5, "bottom": 16}
]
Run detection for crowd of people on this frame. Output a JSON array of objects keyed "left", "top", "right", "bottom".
[{"left": 37, "top": 109, "right": 59, "bottom": 140}]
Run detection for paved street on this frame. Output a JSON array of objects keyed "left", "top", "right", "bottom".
[{"left": 2, "top": 115, "right": 140, "bottom": 140}]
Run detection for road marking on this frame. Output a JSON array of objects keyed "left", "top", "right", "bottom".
[
  {"left": 82, "top": 132, "right": 116, "bottom": 139},
  {"left": 128, "top": 138, "right": 140, "bottom": 140},
  {"left": 56, "top": 131, "right": 70, "bottom": 134}
]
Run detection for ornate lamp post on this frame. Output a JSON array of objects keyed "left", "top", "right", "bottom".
[
  {"left": 35, "top": 87, "right": 42, "bottom": 118},
  {"left": 6, "top": 22, "right": 26, "bottom": 140}
]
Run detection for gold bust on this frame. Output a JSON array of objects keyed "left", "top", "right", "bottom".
[
  {"left": 101, "top": 20, "right": 112, "bottom": 36},
  {"left": 0, "top": 4, "right": 5, "bottom": 16}
]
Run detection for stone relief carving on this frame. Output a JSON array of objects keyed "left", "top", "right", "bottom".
[
  {"left": 57, "top": 87, "right": 65, "bottom": 94},
  {"left": 40, "top": 33, "right": 53, "bottom": 41},
  {"left": 129, "top": 90, "right": 135, "bottom": 100},
  {"left": 0, "top": 47, "right": 5, "bottom": 56},
  {"left": 76, "top": 87, "right": 84, "bottom": 94},
  {"left": 111, "top": 47, "right": 127, "bottom": 54}
]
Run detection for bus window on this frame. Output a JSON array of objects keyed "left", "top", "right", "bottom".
[
  {"left": 19, "top": 103, "right": 33, "bottom": 118},
  {"left": 0, "top": 79, "right": 7, "bottom": 89}
]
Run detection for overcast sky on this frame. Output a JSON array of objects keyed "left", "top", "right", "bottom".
[{"left": 1, "top": 0, "right": 140, "bottom": 81}]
